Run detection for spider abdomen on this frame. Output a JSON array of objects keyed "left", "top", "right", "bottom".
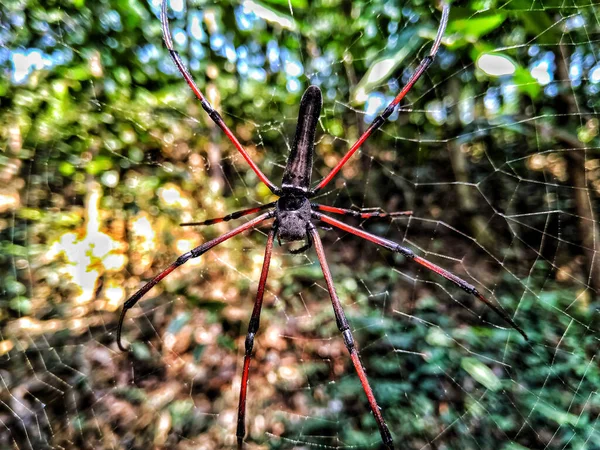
[
  {"left": 281, "top": 86, "right": 321, "bottom": 193},
  {"left": 275, "top": 196, "right": 311, "bottom": 242}
]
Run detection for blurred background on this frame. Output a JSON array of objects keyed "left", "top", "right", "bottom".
[{"left": 1, "top": 0, "right": 599, "bottom": 448}]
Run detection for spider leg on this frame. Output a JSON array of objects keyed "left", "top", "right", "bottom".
[
  {"left": 160, "top": 1, "right": 280, "bottom": 195},
  {"left": 313, "top": 212, "right": 528, "bottom": 341},
  {"left": 237, "top": 224, "right": 277, "bottom": 449},
  {"left": 117, "top": 211, "right": 275, "bottom": 351},
  {"left": 312, "top": 204, "right": 412, "bottom": 219},
  {"left": 308, "top": 224, "right": 394, "bottom": 450},
  {"left": 180, "top": 202, "right": 276, "bottom": 227},
  {"left": 311, "top": 2, "right": 450, "bottom": 195}
]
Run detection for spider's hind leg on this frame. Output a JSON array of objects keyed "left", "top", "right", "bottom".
[
  {"left": 313, "top": 211, "right": 529, "bottom": 341},
  {"left": 237, "top": 225, "right": 277, "bottom": 448},
  {"left": 308, "top": 224, "right": 394, "bottom": 449}
]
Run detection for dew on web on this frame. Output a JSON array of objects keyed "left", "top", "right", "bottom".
[{"left": 1, "top": 0, "right": 599, "bottom": 449}]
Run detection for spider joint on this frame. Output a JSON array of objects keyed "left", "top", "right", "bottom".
[
  {"left": 342, "top": 329, "right": 355, "bottom": 351},
  {"left": 123, "top": 296, "right": 138, "bottom": 309},
  {"left": 176, "top": 252, "right": 193, "bottom": 264},
  {"left": 200, "top": 99, "right": 215, "bottom": 114},
  {"left": 395, "top": 246, "right": 414, "bottom": 259},
  {"left": 190, "top": 247, "right": 207, "bottom": 259},
  {"left": 382, "top": 431, "right": 394, "bottom": 448},
  {"left": 208, "top": 110, "right": 223, "bottom": 124},
  {"left": 244, "top": 332, "right": 255, "bottom": 355},
  {"left": 248, "top": 317, "right": 260, "bottom": 333},
  {"left": 376, "top": 110, "right": 391, "bottom": 122},
  {"left": 463, "top": 283, "right": 478, "bottom": 295}
]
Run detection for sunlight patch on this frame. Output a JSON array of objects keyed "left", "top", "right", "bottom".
[{"left": 477, "top": 54, "right": 516, "bottom": 77}]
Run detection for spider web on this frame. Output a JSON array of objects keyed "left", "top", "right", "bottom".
[{"left": 1, "top": 0, "right": 599, "bottom": 449}]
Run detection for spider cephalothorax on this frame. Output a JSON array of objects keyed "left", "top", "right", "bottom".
[
  {"left": 117, "top": 3, "right": 528, "bottom": 449},
  {"left": 275, "top": 195, "right": 311, "bottom": 242}
]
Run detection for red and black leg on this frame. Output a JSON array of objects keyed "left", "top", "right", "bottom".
[
  {"left": 180, "top": 202, "right": 276, "bottom": 227},
  {"left": 236, "top": 224, "right": 277, "bottom": 449},
  {"left": 161, "top": 1, "right": 280, "bottom": 195},
  {"left": 313, "top": 212, "right": 528, "bottom": 340},
  {"left": 312, "top": 204, "right": 412, "bottom": 219},
  {"left": 117, "top": 211, "right": 275, "bottom": 351},
  {"left": 309, "top": 224, "right": 394, "bottom": 449},
  {"left": 311, "top": 2, "right": 450, "bottom": 195}
]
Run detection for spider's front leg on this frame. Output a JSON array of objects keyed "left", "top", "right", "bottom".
[
  {"left": 310, "top": 2, "right": 450, "bottom": 195},
  {"left": 161, "top": 0, "right": 280, "bottom": 195},
  {"left": 308, "top": 223, "right": 394, "bottom": 450}
]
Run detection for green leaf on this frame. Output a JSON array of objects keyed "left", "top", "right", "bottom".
[
  {"left": 353, "top": 35, "right": 420, "bottom": 103},
  {"left": 518, "top": 11, "right": 557, "bottom": 44},
  {"left": 513, "top": 67, "right": 541, "bottom": 99},
  {"left": 167, "top": 312, "right": 191, "bottom": 334},
  {"left": 193, "top": 344, "right": 205, "bottom": 362},
  {"left": 241, "top": 1, "right": 297, "bottom": 31},
  {"left": 502, "top": 443, "right": 531, "bottom": 450},
  {"left": 65, "top": 65, "right": 91, "bottom": 81},
  {"left": 217, "top": 335, "right": 236, "bottom": 351},
  {"left": 261, "top": 0, "right": 307, "bottom": 8},
  {"left": 116, "top": 0, "right": 149, "bottom": 29},
  {"left": 286, "top": 264, "right": 323, "bottom": 279},
  {"left": 117, "top": 387, "right": 147, "bottom": 404},
  {"left": 59, "top": 161, "right": 76, "bottom": 176},
  {"left": 86, "top": 156, "right": 112, "bottom": 175},
  {"left": 426, "top": 327, "right": 452, "bottom": 347},
  {"left": 448, "top": 13, "right": 506, "bottom": 38},
  {"left": 169, "top": 400, "right": 195, "bottom": 429},
  {"left": 9, "top": 296, "right": 31, "bottom": 314},
  {"left": 461, "top": 357, "right": 502, "bottom": 391},
  {"left": 18, "top": 207, "right": 42, "bottom": 221},
  {"left": 446, "top": 11, "right": 506, "bottom": 49},
  {"left": 131, "top": 342, "right": 152, "bottom": 360},
  {"left": 5, "top": 278, "right": 26, "bottom": 295},
  {"left": 534, "top": 402, "right": 580, "bottom": 427}
]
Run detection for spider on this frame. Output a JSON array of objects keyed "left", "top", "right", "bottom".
[{"left": 117, "top": 2, "right": 528, "bottom": 449}]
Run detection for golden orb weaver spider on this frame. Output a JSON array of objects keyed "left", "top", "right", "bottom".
[{"left": 117, "top": 2, "right": 527, "bottom": 448}]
